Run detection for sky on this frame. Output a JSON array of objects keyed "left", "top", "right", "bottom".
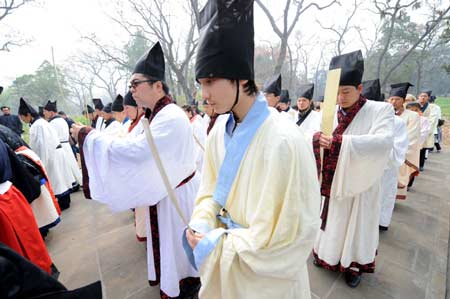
[{"left": 0, "top": 0, "right": 429, "bottom": 87}]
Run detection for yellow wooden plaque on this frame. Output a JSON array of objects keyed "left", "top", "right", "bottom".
[{"left": 321, "top": 68, "right": 341, "bottom": 136}]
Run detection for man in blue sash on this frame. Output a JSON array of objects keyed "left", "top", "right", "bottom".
[{"left": 183, "top": 1, "right": 320, "bottom": 298}]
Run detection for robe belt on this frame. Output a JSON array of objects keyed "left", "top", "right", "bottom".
[
  {"left": 217, "top": 208, "right": 243, "bottom": 229},
  {"left": 176, "top": 171, "right": 195, "bottom": 188},
  {"left": 60, "top": 141, "right": 70, "bottom": 143}
]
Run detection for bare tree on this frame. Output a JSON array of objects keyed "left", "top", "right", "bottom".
[
  {"left": 373, "top": 0, "right": 420, "bottom": 80},
  {"left": 108, "top": 0, "right": 201, "bottom": 103},
  {"left": 0, "top": 0, "right": 34, "bottom": 51},
  {"left": 316, "top": 0, "right": 360, "bottom": 56},
  {"left": 380, "top": 4, "right": 450, "bottom": 85},
  {"left": 255, "top": 0, "right": 338, "bottom": 75},
  {"left": 67, "top": 51, "right": 128, "bottom": 107},
  {"left": 354, "top": 18, "right": 383, "bottom": 58}
]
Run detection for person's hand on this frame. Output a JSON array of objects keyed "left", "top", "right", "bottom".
[
  {"left": 186, "top": 229, "right": 204, "bottom": 250},
  {"left": 70, "top": 124, "right": 85, "bottom": 143},
  {"left": 319, "top": 134, "right": 333, "bottom": 149}
]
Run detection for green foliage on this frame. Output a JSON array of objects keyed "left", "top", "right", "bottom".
[
  {"left": 8, "top": 60, "right": 71, "bottom": 109},
  {"left": 73, "top": 115, "right": 90, "bottom": 126},
  {"left": 436, "top": 98, "right": 450, "bottom": 119}
]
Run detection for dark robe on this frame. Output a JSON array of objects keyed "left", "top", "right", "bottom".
[
  {"left": 0, "top": 243, "right": 102, "bottom": 299},
  {"left": 0, "top": 114, "right": 23, "bottom": 136}
]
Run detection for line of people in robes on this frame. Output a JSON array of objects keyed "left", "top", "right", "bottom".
[
  {"left": 0, "top": 87, "right": 102, "bottom": 298},
  {"left": 67, "top": 1, "right": 445, "bottom": 298},
  {"left": 3, "top": 0, "right": 446, "bottom": 298}
]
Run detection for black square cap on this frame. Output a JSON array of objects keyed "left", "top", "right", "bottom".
[
  {"left": 112, "top": 94, "right": 124, "bottom": 112},
  {"left": 279, "top": 89, "right": 290, "bottom": 103},
  {"left": 133, "top": 41, "right": 165, "bottom": 82},
  {"left": 262, "top": 74, "right": 281, "bottom": 96},
  {"left": 329, "top": 50, "right": 364, "bottom": 87},
  {"left": 124, "top": 92, "right": 137, "bottom": 107},
  {"left": 389, "top": 82, "right": 413, "bottom": 99},
  {"left": 296, "top": 83, "right": 314, "bottom": 100},
  {"left": 195, "top": 0, "right": 255, "bottom": 81},
  {"left": 44, "top": 100, "right": 57, "bottom": 112},
  {"left": 362, "top": 79, "right": 383, "bottom": 102},
  {"left": 93, "top": 98, "right": 104, "bottom": 110}
]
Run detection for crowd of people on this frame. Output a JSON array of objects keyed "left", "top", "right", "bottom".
[{"left": 0, "top": 0, "right": 447, "bottom": 298}]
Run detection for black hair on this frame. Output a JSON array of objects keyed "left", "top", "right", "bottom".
[
  {"left": 406, "top": 102, "right": 421, "bottom": 110},
  {"left": 230, "top": 80, "right": 258, "bottom": 96},
  {"left": 181, "top": 105, "right": 193, "bottom": 113},
  {"left": 143, "top": 75, "right": 170, "bottom": 95}
]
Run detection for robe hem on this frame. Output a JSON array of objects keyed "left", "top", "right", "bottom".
[{"left": 312, "top": 251, "right": 376, "bottom": 274}]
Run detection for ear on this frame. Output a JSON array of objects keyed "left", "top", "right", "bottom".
[{"left": 356, "top": 84, "right": 363, "bottom": 93}]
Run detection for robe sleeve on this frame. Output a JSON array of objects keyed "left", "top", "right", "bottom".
[
  {"left": 429, "top": 104, "right": 439, "bottom": 134},
  {"left": 389, "top": 117, "right": 409, "bottom": 169},
  {"left": 82, "top": 108, "right": 196, "bottom": 212},
  {"left": 30, "top": 124, "right": 51, "bottom": 169},
  {"left": 331, "top": 103, "right": 394, "bottom": 200},
  {"left": 188, "top": 133, "right": 321, "bottom": 280},
  {"left": 405, "top": 113, "right": 420, "bottom": 160}
]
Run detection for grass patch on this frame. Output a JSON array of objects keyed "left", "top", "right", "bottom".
[{"left": 436, "top": 97, "right": 450, "bottom": 119}]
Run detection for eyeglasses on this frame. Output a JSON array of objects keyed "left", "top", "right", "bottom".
[{"left": 128, "top": 79, "right": 154, "bottom": 89}]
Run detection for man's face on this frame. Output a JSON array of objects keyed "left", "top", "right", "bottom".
[
  {"left": 264, "top": 93, "right": 280, "bottom": 108},
  {"left": 202, "top": 102, "right": 214, "bottom": 117},
  {"left": 297, "top": 98, "right": 311, "bottom": 111},
  {"left": 337, "top": 85, "right": 361, "bottom": 109},
  {"left": 124, "top": 105, "right": 138, "bottom": 120},
  {"left": 43, "top": 109, "right": 51, "bottom": 120},
  {"left": 407, "top": 106, "right": 421, "bottom": 114},
  {"left": 19, "top": 114, "right": 32, "bottom": 123},
  {"left": 277, "top": 102, "right": 289, "bottom": 111},
  {"left": 103, "top": 112, "right": 112, "bottom": 121},
  {"left": 112, "top": 111, "right": 125, "bottom": 123},
  {"left": 1, "top": 107, "right": 10, "bottom": 115},
  {"left": 389, "top": 96, "right": 405, "bottom": 110},
  {"left": 198, "top": 78, "right": 242, "bottom": 115},
  {"left": 129, "top": 73, "right": 159, "bottom": 107},
  {"left": 418, "top": 93, "right": 429, "bottom": 105}
]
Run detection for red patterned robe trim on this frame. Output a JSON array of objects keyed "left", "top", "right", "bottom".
[
  {"left": 313, "top": 251, "right": 376, "bottom": 274},
  {"left": 78, "top": 126, "right": 94, "bottom": 199}
]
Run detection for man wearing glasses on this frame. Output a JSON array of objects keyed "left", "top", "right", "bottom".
[{"left": 71, "top": 42, "right": 200, "bottom": 299}]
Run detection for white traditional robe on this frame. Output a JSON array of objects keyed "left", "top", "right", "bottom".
[
  {"left": 314, "top": 101, "right": 394, "bottom": 270},
  {"left": 396, "top": 110, "right": 421, "bottom": 200},
  {"left": 29, "top": 118, "right": 73, "bottom": 196},
  {"left": 419, "top": 116, "right": 431, "bottom": 145},
  {"left": 128, "top": 115, "right": 145, "bottom": 138},
  {"left": 15, "top": 147, "right": 60, "bottom": 229},
  {"left": 433, "top": 104, "right": 442, "bottom": 135},
  {"left": 82, "top": 104, "right": 199, "bottom": 297},
  {"left": 191, "top": 115, "right": 207, "bottom": 173},
  {"left": 298, "top": 110, "right": 322, "bottom": 137},
  {"left": 102, "top": 119, "right": 121, "bottom": 135},
  {"left": 48, "top": 116, "right": 82, "bottom": 185},
  {"left": 379, "top": 116, "right": 408, "bottom": 227},
  {"left": 187, "top": 99, "right": 321, "bottom": 299},
  {"left": 422, "top": 103, "right": 439, "bottom": 149},
  {"left": 94, "top": 116, "right": 104, "bottom": 131},
  {"left": 279, "top": 107, "right": 298, "bottom": 123}
]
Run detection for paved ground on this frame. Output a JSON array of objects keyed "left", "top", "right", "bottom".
[{"left": 45, "top": 150, "right": 450, "bottom": 299}]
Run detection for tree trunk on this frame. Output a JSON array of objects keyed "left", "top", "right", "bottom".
[{"left": 274, "top": 35, "right": 288, "bottom": 75}]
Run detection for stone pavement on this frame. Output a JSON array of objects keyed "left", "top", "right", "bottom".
[{"left": 45, "top": 150, "right": 450, "bottom": 299}]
